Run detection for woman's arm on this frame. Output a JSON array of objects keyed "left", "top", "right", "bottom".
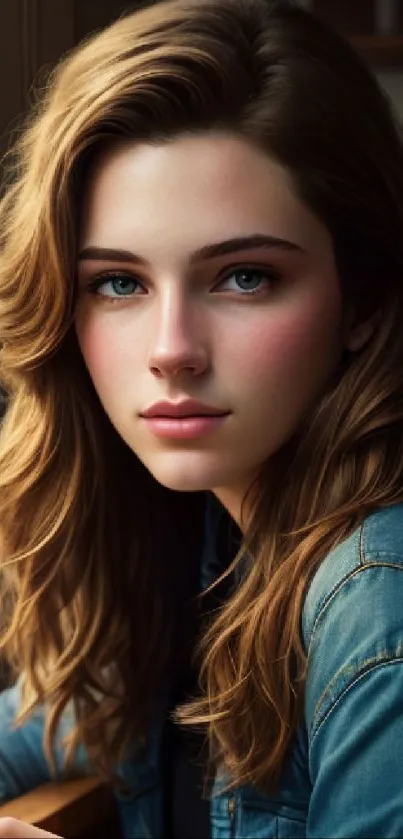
[
  {"left": 0, "top": 682, "right": 89, "bottom": 803},
  {"left": 305, "top": 562, "right": 403, "bottom": 838},
  {"left": 308, "top": 659, "right": 403, "bottom": 838}
]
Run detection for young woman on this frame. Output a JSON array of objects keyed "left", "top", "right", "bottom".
[{"left": 1, "top": 0, "right": 403, "bottom": 836}]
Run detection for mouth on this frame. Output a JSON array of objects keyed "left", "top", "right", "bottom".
[
  {"left": 140, "top": 399, "right": 230, "bottom": 439},
  {"left": 140, "top": 412, "right": 230, "bottom": 440},
  {"left": 141, "top": 399, "right": 229, "bottom": 419}
]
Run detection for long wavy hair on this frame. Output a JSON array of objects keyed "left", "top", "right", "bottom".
[{"left": 1, "top": 0, "right": 403, "bottom": 794}]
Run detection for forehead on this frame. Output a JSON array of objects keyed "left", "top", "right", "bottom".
[{"left": 79, "top": 132, "right": 331, "bottom": 259}]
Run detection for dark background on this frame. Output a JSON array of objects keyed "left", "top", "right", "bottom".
[
  {"left": 0, "top": 0, "right": 139, "bottom": 169},
  {"left": 1, "top": 0, "right": 403, "bottom": 174}
]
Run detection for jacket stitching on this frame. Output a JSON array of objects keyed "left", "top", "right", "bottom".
[
  {"left": 310, "top": 646, "right": 403, "bottom": 733},
  {"left": 307, "top": 561, "right": 403, "bottom": 659},
  {"left": 307, "top": 562, "right": 403, "bottom": 733},
  {"left": 309, "top": 655, "right": 403, "bottom": 746}
]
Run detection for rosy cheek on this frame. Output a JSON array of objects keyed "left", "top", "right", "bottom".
[
  {"left": 227, "top": 302, "right": 340, "bottom": 383},
  {"left": 75, "top": 315, "right": 115, "bottom": 381}
]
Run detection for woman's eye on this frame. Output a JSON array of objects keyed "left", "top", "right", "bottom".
[
  {"left": 88, "top": 273, "right": 145, "bottom": 298},
  {"left": 215, "top": 267, "right": 280, "bottom": 294}
]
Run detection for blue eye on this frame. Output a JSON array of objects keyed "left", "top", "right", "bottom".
[
  {"left": 216, "top": 267, "right": 280, "bottom": 294},
  {"left": 89, "top": 273, "right": 144, "bottom": 298}
]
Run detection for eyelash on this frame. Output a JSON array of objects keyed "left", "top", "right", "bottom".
[{"left": 85, "top": 265, "right": 282, "bottom": 301}]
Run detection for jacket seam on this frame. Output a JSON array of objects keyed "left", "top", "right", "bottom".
[
  {"left": 309, "top": 655, "right": 403, "bottom": 745},
  {"left": 306, "top": 561, "right": 403, "bottom": 658}
]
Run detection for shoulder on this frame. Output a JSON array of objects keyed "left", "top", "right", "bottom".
[{"left": 302, "top": 502, "right": 403, "bottom": 650}]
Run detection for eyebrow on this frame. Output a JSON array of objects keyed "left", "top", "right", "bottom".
[{"left": 78, "top": 234, "right": 304, "bottom": 265}]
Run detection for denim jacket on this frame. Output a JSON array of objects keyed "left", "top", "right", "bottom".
[{"left": 2, "top": 501, "right": 403, "bottom": 838}]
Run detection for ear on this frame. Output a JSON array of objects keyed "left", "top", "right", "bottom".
[{"left": 343, "top": 305, "right": 379, "bottom": 353}]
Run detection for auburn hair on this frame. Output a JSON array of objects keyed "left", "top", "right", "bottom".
[{"left": 1, "top": 0, "right": 403, "bottom": 793}]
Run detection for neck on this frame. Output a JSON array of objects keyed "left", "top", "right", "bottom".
[{"left": 212, "top": 475, "right": 259, "bottom": 533}]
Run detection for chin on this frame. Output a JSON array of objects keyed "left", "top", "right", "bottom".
[
  {"left": 141, "top": 456, "right": 226, "bottom": 493},
  {"left": 149, "top": 470, "right": 214, "bottom": 492},
  {"left": 134, "top": 448, "right": 236, "bottom": 493}
]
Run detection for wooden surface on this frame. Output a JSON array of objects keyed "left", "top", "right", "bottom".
[{"left": 0, "top": 776, "right": 117, "bottom": 837}]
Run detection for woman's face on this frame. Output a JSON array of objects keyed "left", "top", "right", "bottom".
[{"left": 75, "top": 133, "right": 354, "bottom": 519}]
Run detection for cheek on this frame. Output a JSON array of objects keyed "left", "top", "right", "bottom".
[
  {"left": 225, "top": 297, "right": 343, "bottom": 389},
  {"left": 75, "top": 317, "right": 105, "bottom": 383},
  {"left": 75, "top": 312, "right": 136, "bottom": 393}
]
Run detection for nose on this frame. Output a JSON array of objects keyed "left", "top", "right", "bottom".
[{"left": 148, "top": 287, "right": 209, "bottom": 379}]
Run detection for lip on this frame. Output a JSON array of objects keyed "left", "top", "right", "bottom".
[
  {"left": 141, "top": 399, "right": 230, "bottom": 419},
  {"left": 142, "top": 415, "right": 228, "bottom": 440}
]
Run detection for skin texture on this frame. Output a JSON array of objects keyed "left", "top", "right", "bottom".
[{"left": 75, "top": 132, "right": 370, "bottom": 523}]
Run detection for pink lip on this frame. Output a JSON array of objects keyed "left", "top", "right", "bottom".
[
  {"left": 142, "top": 415, "right": 228, "bottom": 439},
  {"left": 141, "top": 399, "right": 229, "bottom": 419}
]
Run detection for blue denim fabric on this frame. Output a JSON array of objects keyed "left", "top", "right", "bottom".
[{"left": 2, "top": 502, "right": 403, "bottom": 837}]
